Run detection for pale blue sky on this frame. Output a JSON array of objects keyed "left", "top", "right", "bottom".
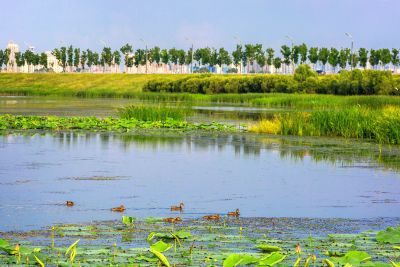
[{"left": 0, "top": 0, "right": 398, "bottom": 52}]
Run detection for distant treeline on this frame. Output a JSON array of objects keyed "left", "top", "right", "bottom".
[
  {"left": 144, "top": 66, "right": 400, "bottom": 95},
  {"left": 0, "top": 43, "right": 399, "bottom": 73}
]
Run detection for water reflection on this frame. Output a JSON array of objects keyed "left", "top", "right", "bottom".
[{"left": 1, "top": 131, "right": 400, "bottom": 231}]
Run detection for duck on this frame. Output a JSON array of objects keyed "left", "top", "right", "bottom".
[
  {"left": 111, "top": 205, "right": 126, "bottom": 212},
  {"left": 203, "top": 214, "right": 220, "bottom": 221},
  {"left": 163, "top": 217, "right": 182, "bottom": 223},
  {"left": 66, "top": 201, "right": 74, "bottom": 207},
  {"left": 170, "top": 202, "right": 184, "bottom": 212},
  {"left": 227, "top": 208, "right": 240, "bottom": 217}
]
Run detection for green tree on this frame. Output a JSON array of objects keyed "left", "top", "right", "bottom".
[
  {"left": 67, "top": 45, "right": 74, "bottom": 70},
  {"left": 358, "top": 48, "right": 368, "bottom": 69},
  {"left": 273, "top": 57, "right": 282, "bottom": 73},
  {"left": 101, "top": 47, "right": 113, "bottom": 71},
  {"left": 328, "top": 48, "right": 339, "bottom": 72},
  {"left": 298, "top": 43, "right": 308, "bottom": 64},
  {"left": 318, "top": 48, "right": 330, "bottom": 71},
  {"left": 217, "top": 47, "right": 231, "bottom": 71},
  {"left": 244, "top": 44, "right": 258, "bottom": 72},
  {"left": 0, "top": 50, "right": 4, "bottom": 70},
  {"left": 369, "top": 49, "right": 380, "bottom": 69},
  {"left": 92, "top": 52, "right": 99, "bottom": 67},
  {"left": 291, "top": 45, "right": 300, "bottom": 66},
  {"left": 380, "top": 48, "right": 392, "bottom": 69},
  {"left": 161, "top": 49, "right": 169, "bottom": 65},
  {"left": 86, "top": 49, "right": 93, "bottom": 70},
  {"left": 134, "top": 49, "right": 145, "bottom": 67},
  {"left": 73, "top": 48, "right": 80, "bottom": 70},
  {"left": 255, "top": 45, "right": 265, "bottom": 72},
  {"left": 80, "top": 50, "right": 87, "bottom": 70},
  {"left": 338, "top": 48, "right": 350, "bottom": 70},
  {"left": 3, "top": 49, "right": 11, "bottom": 70},
  {"left": 266, "top": 48, "right": 274, "bottom": 73},
  {"left": 53, "top": 46, "right": 67, "bottom": 71},
  {"left": 308, "top": 47, "right": 319, "bottom": 69},
  {"left": 120, "top": 43, "right": 133, "bottom": 71},
  {"left": 150, "top": 46, "right": 161, "bottom": 65},
  {"left": 15, "top": 52, "right": 25, "bottom": 68},
  {"left": 280, "top": 45, "right": 291, "bottom": 73},
  {"left": 113, "top": 50, "right": 121, "bottom": 66},
  {"left": 39, "top": 52, "right": 48, "bottom": 69},
  {"left": 232, "top": 44, "right": 243, "bottom": 72},
  {"left": 392, "top": 48, "right": 399, "bottom": 72},
  {"left": 210, "top": 48, "right": 218, "bottom": 68}
]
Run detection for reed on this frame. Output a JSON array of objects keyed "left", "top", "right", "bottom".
[
  {"left": 117, "top": 105, "right": 191, "bottom": 121},
  {"left": 250, "top": 106, "right": 400, "bottom": 144}
]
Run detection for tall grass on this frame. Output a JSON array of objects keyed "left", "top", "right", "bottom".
[
  {"left": 117, "top": 105, "right": 191, "bottom": 121},
  {"left": 250, "top": 106, "right": 400, "bottom": 144}
]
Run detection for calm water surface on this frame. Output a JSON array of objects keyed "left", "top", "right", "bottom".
[{"left": 1, "top": 132, "right": 400, "bottom": 231}]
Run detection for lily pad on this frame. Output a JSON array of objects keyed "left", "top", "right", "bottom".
[
  {"left": 256, "top": 244, "right": 282, "bottom": 253},
  {"left": 223, "top": 254, "right": 259, "bottom": 267},
  {"left": 331, "top": 251, "right": 371, "bottom": 265},
  {"left": 376, "top": 227, "right": 400, "bottom": 244},
  {"left": 257, "top": 252, "right": 286, "bottom": 266},
  {"left": 150, "top": 241, "right": 173, "bottom": 253}
]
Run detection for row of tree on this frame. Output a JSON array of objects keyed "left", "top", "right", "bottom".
[{"left": 0, "top": 43, "right": 399, "bottom": 73}]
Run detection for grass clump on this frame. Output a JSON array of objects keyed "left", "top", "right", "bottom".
[
  {"left": 250, "top": 106, "right": 400, "bottom": 144},
  {"left": 117, "top": 105, "right": 191, "bottom": 122}
]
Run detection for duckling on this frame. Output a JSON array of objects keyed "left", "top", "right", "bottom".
[
  {"left": 170, "top": 202, "right": 184, "bottom": 212},
  {"left": 227, "top": 208, "right": 240, "bottom": 217},
  {"left": 203, "top": 214, "right": 220, "bottom": 221},
  {"left": 66, "top": 201, "right": 74, "bottom": 207},
  {"left": 163, "top": 217, "right": 182, "bottom": 223},
  {"left": 111, "top": 205, "right": 126, "bottom": 212}
]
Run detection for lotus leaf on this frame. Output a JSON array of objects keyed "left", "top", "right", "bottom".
[
  {"left": 376, "top": 227, "right": 400, "bottom": 244},
  {"left": 256, "top": 244, "right": 282, "bottom": 253},
  {"left": 223, "top": 254, "right": 259, "bottom": 267},
  {"left": 257, "top": 252, "right": 286, "bottom": 266}
]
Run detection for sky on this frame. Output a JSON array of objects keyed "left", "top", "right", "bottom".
[{"left": 0, "top": 0, "right": 399, "bottom": 53}]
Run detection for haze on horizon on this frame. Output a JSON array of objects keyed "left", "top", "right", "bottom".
[{"left": 0, "top": 0, "right": 398, "bottom": 52}]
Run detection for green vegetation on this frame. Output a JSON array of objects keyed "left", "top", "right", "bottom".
[
  {"left": 0, "top": 73, "right": 158, "bottom": 96},
  {"left": 144, "top": 68, "right": 400, "bottom": 95},
  {"left": 0, "top": 115, "right": 235, "bottom": 132},
  {"left": 117, "top": 105, "right": 191, "bottom": 121},
  {"left": 249, "top": 106, "right": 400, "bottom": 144},
  {"left": 0, "top": 218, "right": 399, "bottom": 266}
]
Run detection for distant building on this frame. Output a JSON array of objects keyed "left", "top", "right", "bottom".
[{"left": 6, "top": 41, "right": 19, "bottom": 72}]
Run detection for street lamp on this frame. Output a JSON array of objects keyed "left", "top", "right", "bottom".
[
  {"left": 345, "top": 32, "right": 354, "bottom": 70},
  {"left": 234, "top": 36, "right": 243, "bottom": 74},
  {"left": 140, "top": 38, "right": 148, "bottom": 74},
  {"left": 185, "top": 37, "right": 194, "bottom": 74},
  {"left": 285, "top": 35, "right": 294, "bottom": 74}
]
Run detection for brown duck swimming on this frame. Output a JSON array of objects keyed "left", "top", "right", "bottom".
[
  {"left": 163, "top": 217, "right": 182, "bottom": 223},
  {"left": 227, "top": 208, "right": 240, "bottom": 217},
  {"left": 203, "top": 214, "right": 220, "bottom": 221},
  {"left": 170, "top": 202, "right": 184, "bottom": 212},
  {"left": 111, "top": 205, "right": 126, "bottom": 212},
  {"left": 66, "top": 201, "right": 74, "bottom": 207}
]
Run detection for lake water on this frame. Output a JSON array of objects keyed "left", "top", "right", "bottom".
[{"left": 1, "top": 131, "right": 400, "bottom": 231}]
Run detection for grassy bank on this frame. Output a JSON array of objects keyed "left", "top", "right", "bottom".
[
  {"left": 250, "top": 106, "right": 400, "bottom": 144},
  {"left": 1, "top": 71, "right": 399, "bottom": 98},
  {"left": 0, "top": 73, "right": 190, "bottom": 97}
]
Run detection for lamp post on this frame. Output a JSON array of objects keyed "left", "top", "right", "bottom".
[
  {"left": 285, "top": 35, "right": 294, "bottom": 74},
  {"left": 234, "top": 36, "right": 243, "bottom": 74},
  {"left": 140, "top": 38, "right": 148, "bottom": 74},
  {"left": 345, "top": 32, "right": 354, "bottom": 70}
]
